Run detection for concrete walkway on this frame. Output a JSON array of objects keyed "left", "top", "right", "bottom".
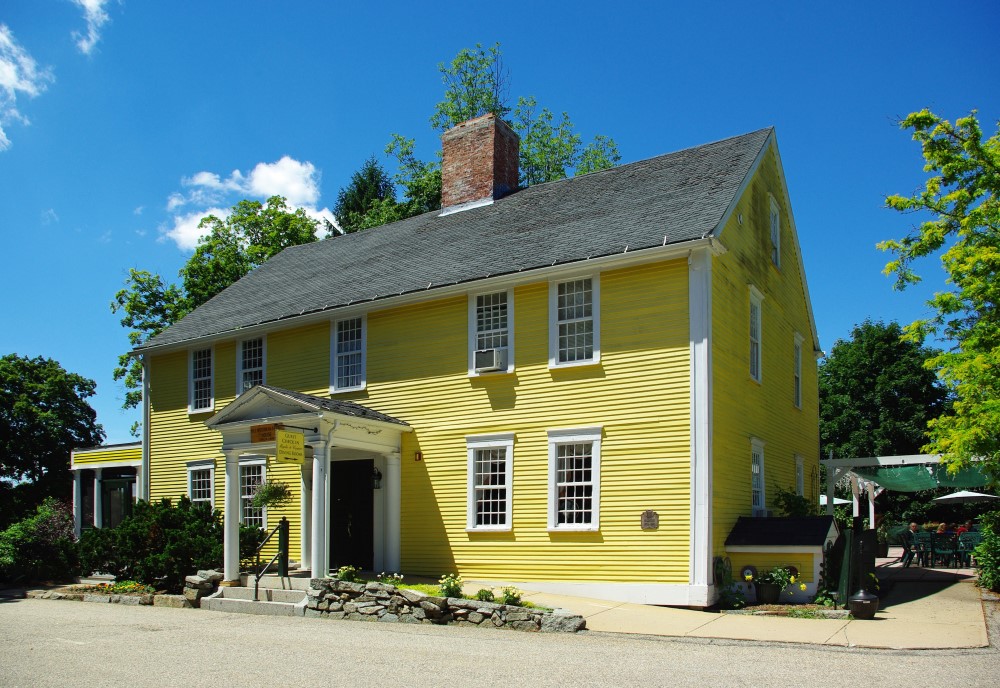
[{"left": 466, "top": 549, "right": 990, "bottom": 650}]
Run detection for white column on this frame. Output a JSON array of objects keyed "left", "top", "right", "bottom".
[
  {"left": 223, "top": 450, "right": 241, "bottom": 583},
  {"left": 310, "top": 441, "right": 328, "bottom": 578},
  {"left": 134, "top": 465, "right": 143, "bottom": 505},
  {"left": 688, "top": 247, "right": 713, "bottom": 601},
  {"left": 300, "top": 463, "right": 312, "bottom": 570},
  {"left": 93, "top": 468, "right": 103, "bottom": 528},
  {"left": 72, "top": 471, "right": 83, "bottom": 538},
  {"left": 385, "top": 452, "right": 401, "bottom": 573}
]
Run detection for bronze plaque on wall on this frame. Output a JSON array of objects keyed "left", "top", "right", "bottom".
[{"left": 641, "top": 510, "right": 659, "bottom": 530}]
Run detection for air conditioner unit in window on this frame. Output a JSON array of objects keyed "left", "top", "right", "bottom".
[{"left": 474, "top": 348, "right": 506, "bottom": 373}]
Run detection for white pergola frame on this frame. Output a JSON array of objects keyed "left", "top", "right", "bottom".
[{"left": 819, "top": 453, "right": 944, "bottom": 529}]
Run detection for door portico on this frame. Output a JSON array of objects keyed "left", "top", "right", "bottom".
[{"left": 204, "top": 385, "right": 410, "bottom": 583}]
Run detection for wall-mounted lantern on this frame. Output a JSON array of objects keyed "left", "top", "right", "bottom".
[{"left": 372, "top": 467, "right": 383, "bottom": 490}]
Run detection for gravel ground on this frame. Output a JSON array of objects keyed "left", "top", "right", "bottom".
[{"left": 1, "top": 597, "right": 998, "bottom": 688}]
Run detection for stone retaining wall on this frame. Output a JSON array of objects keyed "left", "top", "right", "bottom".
[{"left": 306, "top": 579, "right": 586, "bottom": 633}]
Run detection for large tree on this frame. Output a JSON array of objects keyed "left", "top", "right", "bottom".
[
  {"left": 333, "top": 156, "right": 401, "bottom": 233},
  {"left": 879, "top": 109, "right": 1000, "bottom": 481},
  {"left": 820, "top": 319, "right": 950, "bottom": 460},
  {"left": 363, "top": 42, "right": 620, "bottom": 228},
  {"left": 0, "top": 355, "right": 104, "bottom": 527},
  {"left": 112, "top": 196, "right": 321, "bottom": 413}
]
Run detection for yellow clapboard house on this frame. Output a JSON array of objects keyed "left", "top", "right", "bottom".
[{"left": 124, "top": 115, "right": 820, "bottom": 607}]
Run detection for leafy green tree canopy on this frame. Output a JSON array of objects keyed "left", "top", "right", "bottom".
[
  {"left": 430, "top": 42, "right": 510, "bottom": 131},
  {"left": 819, "top": 319, "right": 949, "bottom": 460},
  {"left": 112, "top": 196, "right": 321, "bottom": 413},
  {"left": 333, "top": 156, "right": 401, "bottom": 233},
  {"left": 879, "top": 109, "right": 1000, "bottom": 479},
  {"left": 0, "top": 354, "right": 104, "bottom": 485}
]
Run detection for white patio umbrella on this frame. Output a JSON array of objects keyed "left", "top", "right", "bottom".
[
  {"left": 933, "top": 490, "right": 1000, "bottom": 504},
  {"left": 819, "top": 494, "right": 851, "bottom": 506}
]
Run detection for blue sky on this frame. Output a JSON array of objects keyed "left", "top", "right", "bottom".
[{"left": 1, "top": 1, "right": 998, "bottom": 444}]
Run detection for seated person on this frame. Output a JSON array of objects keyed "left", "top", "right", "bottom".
[
  {"left": 900, "top": 522, "right": 920, "bottom": 567},
  {"left": 956, "top": 520, "right": 973, "bottom": 535}
]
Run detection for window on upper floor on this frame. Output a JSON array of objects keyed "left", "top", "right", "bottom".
[
  {"left": 187, "top": 461, "right": 214, "bottom": 508},
  {"left": 749, "top": 286, "right": 763, "bottom": 383},
  {"left": 751, "top": 438, "right": 766, "bottom": 516},
  {"left": 550, "top": 276, "right": 600, "bottom": 367},
  {"left": 793, "top": 333, "right": 804, "bottom": 408},
  {"left": 466, "top": 433, "right": 514, "bottom": 531},
  {"left": 469, "top": 290, "right": 513, "bottom": 375},
  {"left": 238, "top": 337, "right": 265, "bottom": 393},
  {"left": 239, "top": 461, "right": 265, "bottom": 529},
  {"left": 769, "top": 195, "right": 781, "bottom": 268},
  {"left": 548, "top": 427, "right": 602, "bottom": 531},
  {"left": 332, "top": 315, "right": 366, "bottom": 392},
  {"left": 189, "top": 347, "right": 213, "bottom": 413}
]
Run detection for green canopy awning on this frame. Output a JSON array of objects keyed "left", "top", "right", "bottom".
[{"left": 852, "top": 464, "right": 987, "bottom": 492}]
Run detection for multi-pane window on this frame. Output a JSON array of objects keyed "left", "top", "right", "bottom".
[
  {"left": 333, "top": 317, "right": 365, "bottom": 390},
  {"left": 188, "top": 466, "right": 213, "bottom": 508},
  {"left": 793, "top": 334, "right": 803, "bottom": 408},
  {"left": 466, "top": 434, "right": 513, "bottom": 530},
  {"left": 239, "top": 338, "right": 264, "bottom": 393},
  {"left": 239, "top": 463, "right": 265, "bottom": 528},
  {"left": 551, "top": 277, "right": 599, "bottom": 365},
  {"left": 190, "top": 348, "right": 213, "bottom": 412},
  {"left": 795, "top": 455, "right": 804, "bottom": 497},
  {"left": 476, "top": 292, "right": 508, "bottom": 351},
  {"left": 548, "top": 428, "right": 601, "bottom": 530},
  {"left": 769, "top": 195, "right": 781, "bottom": 268},
  {"left": 749, "top": 287, "right": 762, "bottom": 382},
  {"left": 751, "top": 440, "right": 766, "bottom": 516}
]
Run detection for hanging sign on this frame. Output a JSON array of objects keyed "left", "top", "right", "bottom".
[
  {"left": 275, "top": 428, "right": 306, "bottom": 465},
  {"left": 250, "top": 424, "right": 276, "bottom": 443}
]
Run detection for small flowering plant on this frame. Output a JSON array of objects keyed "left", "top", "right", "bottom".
[
  {"left": 744, "top": 566, "right": 808, "bottom": 595},
  {"left": 376, "top": 572, "right": 404, "bottom": 586},
  {"left": 438, "top": 573, "right": 463, "bottom": 598}
]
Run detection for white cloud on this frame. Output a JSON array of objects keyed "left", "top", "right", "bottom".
[
  {"left": 160, "top": 206, "right": 228, "bottom": 251},
  {"left": 0, "top": 25, "right": 54, "bottom": 151},
  {"left": 41, "top": 208, "right": 59, "bottom": 224},
  {"left": 162, "top": 156, "right": 325, "bottom": 249},
  {"left": 70, "top": 0, "right": 112, "bottom": 55},
  {"left": 133, "top": 205, "right": 144, "bottom": 215}
]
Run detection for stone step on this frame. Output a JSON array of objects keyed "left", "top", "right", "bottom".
[
  {"left": 239, "top": 573, "right": 315, "bottom": 591},
  {"left": 201, "top": 596, "right": 305, "bottom": 617},
  {"left": 217, "top": 586, "right": 306, "bottom": 604}
]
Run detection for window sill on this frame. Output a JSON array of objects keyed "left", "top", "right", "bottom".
[
  {"left": 466, "top": 526, "right": 512, "bottom": 533},
  {"left": 188, "top": 406, "right": 215, "bottom": 416},
  {"left": 547, "top": 525, "right": 599, "bottom": 533},
  {"left": 329, "top": 384, "right": 366, "bottom": 395},
  {"left": 468, "top": 368, "right": 515, "bottom": 378},
  {"left": 548, "top": 358, "right": 601, "bottom": 371}
]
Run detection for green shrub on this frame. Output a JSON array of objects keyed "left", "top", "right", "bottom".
[
  {"left": 974, "top": 510, "right": 1000, "bottom": 592},
  {"left": 239, "top": 524, "right": 266, "bottom": 570},
  {"left": 474, "top": 587, "right": 495, "bottom": 602},
  {"left": 0, "top": 498, "right": 79, "bottom": 584},
  {"left": 77, "top": 497, "right": 223, "bottom": 593},
  {"left": 774, "top": 487, "right": 817, "bottom": 517},
  {"left": 499, "top": 586, "right": 523, "bottom": 606},
  {"left": 438, "top": 573, "right": 463, "bottom": 598},
  {"left": 336, "top": 565, "right": 360, "bottom": 582}
]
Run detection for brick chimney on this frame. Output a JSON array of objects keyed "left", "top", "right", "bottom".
[{"left": 440, "top": 113, "right": 519, "bottom": 211}]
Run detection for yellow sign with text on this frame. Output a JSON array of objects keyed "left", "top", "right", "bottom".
[{"left": 275, "top": 429, "right": 305, "bottom": 465}]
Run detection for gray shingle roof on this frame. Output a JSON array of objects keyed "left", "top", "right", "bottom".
[
  {"left": 261, "top": 386, "right": 408, "bottom": 426},
  {"left": 725, "top": 516, "right": 836, "bottom": 547},
  {"left": 141, "top": 128, "right": 772, "bottom": 350}
]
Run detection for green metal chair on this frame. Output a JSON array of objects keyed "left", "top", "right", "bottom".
[
  {"left": 931, "top": 533, "right": 957, "bottom": 568},
  {"left": 912, "top": 531, "right": 932, "bottom": 566},
  {"left": 957, "top": 532, "right": 983, "bottom": 568}
]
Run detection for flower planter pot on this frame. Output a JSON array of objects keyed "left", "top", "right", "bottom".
[{"left": 755, "top": 582, "right": 781, "bottom": 605}]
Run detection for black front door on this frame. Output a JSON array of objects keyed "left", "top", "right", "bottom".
[{"left": 330, "top": 459, "right": 374, "bottom": 571}]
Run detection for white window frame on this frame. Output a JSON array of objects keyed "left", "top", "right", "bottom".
[
  {"left": 188, "top": 347, "right": 214, "bottom": 413},
  {"left": 465, "top": 433, "right": 514, "bottom": 531},
  {"left": 751, "top": 438, "right": 766, "bottom": 517},
  {"left": 547, "top": 426, "right": 602, "bottom": 531},
  {"left": 468, "top": 289, "right": 515, "bottom": 376},
  {"left": 795, "top": 455, "right": 804, "bottom": 497},
  {"left": 749, "top": 285, "right": 763, "bottom": 383},
  {"left": 793, "top": 332, "right": 804, "bottom": 409},
  {"left": 237, "top": 336, "right": 266, "bottom": 394},
  {"left": 186, "top": 460, "right": 215, "bottom": 508},
  {"left": 330, "top": 314, "right": 367, "bottom": 392},
  {"left": 239, "top": 459, "right": 267, "bottom": 529},
  {"left": 549, "top": 274, "right": 601, "bottom": 368},
  {"left": 769, "top": 194, "right": 781, "bottom": 268}
]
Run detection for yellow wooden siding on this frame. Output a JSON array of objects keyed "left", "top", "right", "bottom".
[
  {"left": 72, "top": 445, "right": 141, "bottom": 466},
  {"left": 148, "top": 258, "right": 693, "bottom": 582},
  {"left": 711, "top": 145, "right": 821, "bottom": 558}
]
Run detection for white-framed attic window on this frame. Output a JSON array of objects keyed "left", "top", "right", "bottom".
[
  {"left": 549, "top": 275, "right": 600, "bottom": 367},
  {"left": 468, "top": 290, "right": 514, "bottom": 375},
  {"left": 749, "top": 286, "right": 763, "bottom": 383},
  {"left": 769, "top": 194, "right": 781, "bottom": 268},
  {"left": 331, "top": 315, "right": 366, "bottom": 392},
  {"left": 188, "top": 347, "right": 214, "bottom": 413},
  {"left": 751, "top": 438, "right": 766, "bottom": 517},
  {"left": 466, "top": 433, "right": 514, "bottom": 531}
]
